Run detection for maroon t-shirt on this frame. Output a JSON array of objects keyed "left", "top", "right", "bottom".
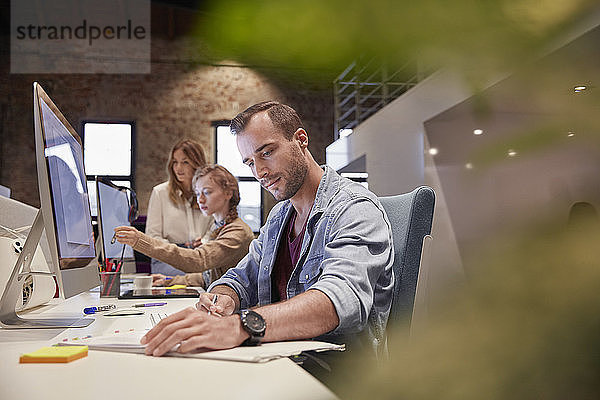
[{"left": 272, "top": 211, "right": 307, "bottom": 302}]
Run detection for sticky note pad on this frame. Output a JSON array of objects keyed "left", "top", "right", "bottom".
[
  {"left": 165, "top": 284, "right": 186, "bottom": 289},
  {"left": 19, "top": 346, "right": 88, "bottom": 363}
]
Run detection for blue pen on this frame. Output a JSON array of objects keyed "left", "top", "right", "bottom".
[
  {"left": 83, "top": 304, "right": 116, "bottom": 314},
  {"left": 132, "top": 302, "right": 167, "bottom": 308}
]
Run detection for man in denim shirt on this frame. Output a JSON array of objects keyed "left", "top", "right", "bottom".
[{"left": 142, "top": 102, "right": 394, "bottom": 358}]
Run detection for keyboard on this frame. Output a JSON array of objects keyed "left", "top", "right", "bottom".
[{"left": 149, "top": 312, "right": 168, "bottom": 327}]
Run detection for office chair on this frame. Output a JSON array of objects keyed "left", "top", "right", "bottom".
[{"left": 379, "top": 186, "right": 435, "bottom": 345}]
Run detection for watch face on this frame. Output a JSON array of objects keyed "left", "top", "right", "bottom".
[
  {"left": 242, "top": 310, "right": 266, "bottom": 337},
  {"left": 246, "top": 312, "right": 264, "bottom": 330}
]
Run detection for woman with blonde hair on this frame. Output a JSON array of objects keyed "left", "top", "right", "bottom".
[
  {"left": 145, "top": 139, "right": 213, "bottom": 276},
  {"left": 115, "top": 164, "right": 254, "bottom": 288}
]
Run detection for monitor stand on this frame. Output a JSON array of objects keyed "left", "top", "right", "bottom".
[{"left": 0, "top": 210, "right": 94, "bottom": 329}]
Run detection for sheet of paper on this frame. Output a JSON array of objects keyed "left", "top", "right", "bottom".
[{"left": 178, "top": 341, "right": 346, "bottom": 363}]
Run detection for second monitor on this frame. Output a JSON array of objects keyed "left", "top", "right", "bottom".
[{"left": 96, "top": 178, "right": 135, "bottom": 268}]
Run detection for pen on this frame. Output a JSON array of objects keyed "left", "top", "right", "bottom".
[
  {"left": 207, "top": 295, "right": 218, "bottom": 316},
  {"left": 110, "top": 233, "right": 117, "bottom": 244},
  {"left": 132, "top": 302, "right": 167, "bottom": 308},
  {"left": 83, "top": 304, "right": 116, "bottom": 314}
]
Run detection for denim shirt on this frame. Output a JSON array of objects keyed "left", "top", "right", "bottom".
[{"left": 208, "top": 166, "right": 394, "bottom": 354}]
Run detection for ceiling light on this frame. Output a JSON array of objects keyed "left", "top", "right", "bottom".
[
  {"left": 507, "top": 149, "right": 517, "bottom": 157},
  {"left": 428, "top": 148, "right": 438, "bottom": 156},
  {"left": 567, "top": 132, "right": 575, "bottom": 137},
  {"left": 473, "top": 129, "right": 483, "bottom": 135},
  {"left": 465, "top": 163, "right": 473, "bottom": 169},
  {"left": 574, "top": 85, "right": 587, "bottom": 93}
]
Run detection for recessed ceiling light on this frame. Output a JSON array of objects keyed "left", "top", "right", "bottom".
[
  {"left": 507, "top": 149, "right": 517, "bottom": 157},
  {"left": 473, "top": 129, "right": 483, "bottom": 135},
  {"left": 567, "top": 132, "right": 575, "bottom": 137},
  {"left": 465, "top": 162, "right": 473, "bottom": 169},
  {"left": 574, "top": 85, "right": 587, "bottom": 93},
  {"left": 428, "top": 148, "right": 439, "bottom": 156}
]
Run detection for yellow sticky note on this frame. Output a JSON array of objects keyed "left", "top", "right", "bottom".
[
  {"left": 19, "top": 346, "right": 88, "bottom": 363},
  {"left": 165, "top": 284, "right": 186, "bottom": 289}
]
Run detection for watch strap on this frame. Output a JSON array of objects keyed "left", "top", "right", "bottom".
[{"left": 241, "top": 335, "right": 261, "bottom": 346}]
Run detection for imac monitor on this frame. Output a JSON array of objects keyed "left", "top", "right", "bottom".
[
  {"left": 96, "top": 178, "right": 135, "bottom": 265},
  {"left": 0, "top": 82, "right": 98, "bottom": 328}
]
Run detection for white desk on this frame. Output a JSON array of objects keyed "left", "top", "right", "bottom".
[{"left": 0, "top": 290, "right": 337, "bottom": 400}]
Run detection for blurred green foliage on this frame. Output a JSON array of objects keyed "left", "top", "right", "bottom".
[
  {"left": 338, "top": 218, "right": 600, "bottom": 399},
  {"left": 194, "top": 0, "right": 597, "bottom": 82}
]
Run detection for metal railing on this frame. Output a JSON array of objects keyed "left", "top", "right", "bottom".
[{"left": 333, "top": 58, "right": 428, "bottom": 139}]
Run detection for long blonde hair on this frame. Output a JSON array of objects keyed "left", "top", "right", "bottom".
[
  {"left": 167, "top": 139, "right": 207, "bottom": 207},
  {"left": 193, "top": 164, "right": 240, "bottom": 239}
]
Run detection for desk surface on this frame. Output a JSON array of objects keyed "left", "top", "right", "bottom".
[{"left": 0, "top": 289, "right": 337, "bottom": 400}]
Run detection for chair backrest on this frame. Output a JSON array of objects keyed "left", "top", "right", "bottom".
[{"left": 379, "top": 186, "right": 435, "bottom": 336}]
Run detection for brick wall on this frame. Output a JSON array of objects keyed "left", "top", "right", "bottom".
[{"left": 0, "top": 34, "right": 334, "bottom": 217}]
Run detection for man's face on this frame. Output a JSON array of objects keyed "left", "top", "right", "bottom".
[{"left": 236, "top": 112, "right": 308, "bottom": 201}]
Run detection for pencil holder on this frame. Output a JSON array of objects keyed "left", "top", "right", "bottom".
[{"left": 99, "top": 272, "right": 121, "bottom": 297}]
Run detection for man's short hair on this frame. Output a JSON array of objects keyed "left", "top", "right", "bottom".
[{"left": 230, "top": 101, "right": 304, "bottom": 140}]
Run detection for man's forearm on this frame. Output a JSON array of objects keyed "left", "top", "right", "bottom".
[
  {"left": 255, "top": 289, "right": 339, "bottom": 342},
  {"left": 209, "top": 284, "right": 241, "bottom": 311}
]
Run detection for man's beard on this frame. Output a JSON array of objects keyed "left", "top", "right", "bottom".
[{"left": 273, "top": 148, "right": 308, "bottom": 201}]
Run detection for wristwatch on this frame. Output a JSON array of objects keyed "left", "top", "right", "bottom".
[{"left": 239, "top": 309, "right": 266, "bottom": 346}]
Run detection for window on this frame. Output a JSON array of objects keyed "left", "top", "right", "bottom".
[
  {"left": 214, "top": 121, "right": 262, "bottom": 232},
  {"left": 82, "top": 121, "right": 135, "bottom": 217}
]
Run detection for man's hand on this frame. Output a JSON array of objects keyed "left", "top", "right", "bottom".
[
  {"left": 140, "top": 307, "right": 248, "bottom": 356},
  {"left": 114, "top": 226, "right": 141, "bottom": 247},
  {"left": 195, "top": 292, "right": 236, "bottom": 316}
]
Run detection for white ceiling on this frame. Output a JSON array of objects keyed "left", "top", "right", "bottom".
[{"left": 425, "top": 24, "right": 600, "bottom": 169}]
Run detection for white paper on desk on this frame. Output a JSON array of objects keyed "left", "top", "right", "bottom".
[
  {"left": 58, "top": 331, "right": 345, "bottom": 362},
  {"left": 179, "top": 341, "right": 345, "bottom": 363},
  {"left": 59, "top": 330, "right": 148, "bottom": 354}
]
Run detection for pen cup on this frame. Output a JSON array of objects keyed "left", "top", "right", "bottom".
[{"left": 99, "top": 271, "right": 121, "bottom": 297}]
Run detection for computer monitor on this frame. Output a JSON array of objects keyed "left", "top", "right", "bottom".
[
  {"left": 0, "top": 82, "right": 98, "bottom": 329},
  {"left": 0, "top": 184, "right": 10, "bottom": 198},
  {"left": 96, "top": 178, "right": 135, "bottom": 266}
]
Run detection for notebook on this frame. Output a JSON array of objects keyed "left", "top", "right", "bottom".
[{"left": 58, "top": 330, "right": 345, "bottom": 363}]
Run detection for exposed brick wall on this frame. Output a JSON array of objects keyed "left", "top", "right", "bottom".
[{"left": 0, "top": 34, "right": 334, "bottom": 218}]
